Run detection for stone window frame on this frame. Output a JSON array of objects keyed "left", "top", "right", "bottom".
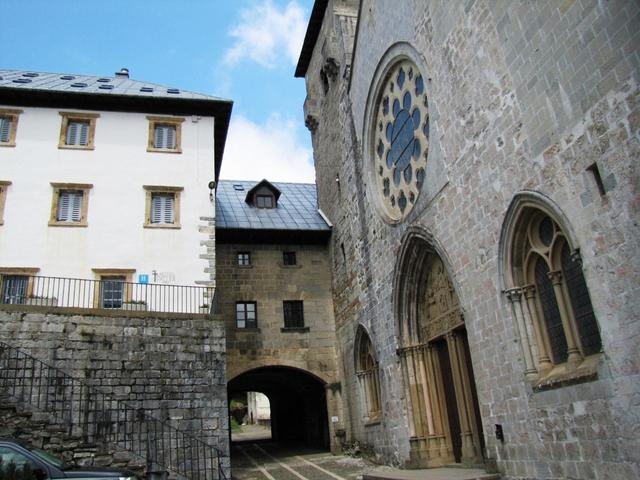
[
  {"left": 354, "top": 325, "right": 382, "bottom": 425},
  {"left": 91, "top": 268, "right": 135, "bottom": 309},
  {"left": 236, "top": 301, "right": 257, "bottom": 329},
  {"left": 49, "top": 182, "right": 93, "bottom": 227},
  {"left": 0, "top": 267, "right": 40, "bottom": 304},
  {"left": 143, "top": 185, "right": 183, "bottom": 229},
  {"left": 282, "top": 251, "right": 297, "bottom": 266},
  {"left": 237, "top": 251, "right": 252, "bottom": 267},
  {"left": 58, "top": 111, "right": 99, "bottom": 150},
  {"left": 146, "top": 116, "right": 184, "bottom": 154},
  {"left": 0, "top": 181, "right": 11, "bottom": 225},
  {"left": 501, "top": 194, "right": 603, "bottom": 390},
  {"left": 282, "top": 300, "right": 306, "bottom": 331},
  {"left": 0, "top": 108, "right": 23, "bottom": 147}
]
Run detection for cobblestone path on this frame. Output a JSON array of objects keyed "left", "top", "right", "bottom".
[{"left": 230, "top": 442, "right": 375, "bottom": 480}]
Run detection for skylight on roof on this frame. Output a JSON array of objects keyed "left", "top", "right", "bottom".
[
  {"left": 99, "top": 84, "right": 114, "bottom": 90},
  {"left": 140, "top": 87, "right": 154, "bottom": 92},
  {"left": 233, "top": 184, "right": 245, "bottom": 191},
  {"left": 23, "top": 72, "right": 39, "bottom": 78},
  {"left": 97, "top": 78, "right": 110, "bottom": 83},
  {"left": 71, "top": 83, "right": 87, "bottom": 88},
  {"left": 60, "top": 75, "right": 75, "bottom": 80},
  {"left": 167, "top": 88, "right": 180, "bottom": 94},
  {"left": 13, "top": 78, "right": 31, "bottom": 84}
]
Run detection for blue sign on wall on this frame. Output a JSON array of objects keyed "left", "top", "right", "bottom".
[{"left": 138, "top": 274, "right": 149, "bottom": 284}]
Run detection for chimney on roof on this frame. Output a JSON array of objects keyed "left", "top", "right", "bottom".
[{"left": 115, "top": 68, "right": 130, "bottom": 78}]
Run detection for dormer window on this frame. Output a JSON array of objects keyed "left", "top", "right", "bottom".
[
  {"left": 245, "top": 179, "right": 281, "bottom": 209},
  {"left": 256, "top": 194, "right": 274, "bottom": 209}
]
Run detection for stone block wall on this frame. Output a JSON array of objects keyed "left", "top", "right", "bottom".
[
  {"left": 302, "top": 0, "right": 639, "bottom": 477},
  {"left": 216, "top": 242, "right": 344, "bottom": 451},
  {"left": 217, "top": 243, "right": 338, "bottom": 383},
  {"left": 0, "top": 308, "right": 228, "bottom": 474}
]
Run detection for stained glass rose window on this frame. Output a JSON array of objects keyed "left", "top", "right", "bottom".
[{"left": 371, "top": 59, "right": 429, "bottom": 222}]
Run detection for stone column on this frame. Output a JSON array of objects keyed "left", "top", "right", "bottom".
[
  {"left": 399, "top": 348, "right": 418, "bottom": 438},
  {"left": 505, "top": 287, "right": 537, "bottom": 378},
  {"left": 548, "top": 271, "right": 582, "bottom": 366},
  {"left": 425, "top": 344, "right": 453, "bottom": 463},
  {"left": 446, "top": 331, "right": 482, "bottom": 465},
  {"left": 522, "top": 284, "right": 553, "bottom": 373}
]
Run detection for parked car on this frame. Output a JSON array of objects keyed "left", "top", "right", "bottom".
[{"left": 0, "top": 439, "right": 138, "bottom": 480}]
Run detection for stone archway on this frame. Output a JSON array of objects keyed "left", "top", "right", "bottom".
[{"left": 395, "top": 231, "right": 484, "bottom": 468}]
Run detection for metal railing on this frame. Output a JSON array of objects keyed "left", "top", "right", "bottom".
[
  {"left": 0, "top": 275, "right": 214, "bottom": 315},
  {"left": 0, "top": 342, "right": 227, "bottom": 479}
]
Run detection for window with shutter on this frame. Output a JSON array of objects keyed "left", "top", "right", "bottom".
[
  {"left": 147, "top": 117, "right": 183, "bottom": 153},
  {"left": 58, "top": 112, "right": 98, "bottom": 149},
  {"left": 49, "top": 182, "right": 92, "bottom": 227},
  {"left": 65, "top": 120, "right": 90, "bottom": 146},
  {"left": 57, "top": 191, "right": 83, "bottom": 222},
  {"left": 144, "top": 186, "right": 182, "bottom": 229},
  {"left": 151, "top": 193, "right": 175, "bottom": 224},
  {"left": 0, "top": 181, "right": 10, "bottom": 225},
  {"left": 154, "top": 125, "right": 177, "bottom": 149},
  {"left": 0, "top": 109, "right": 22, "bottom": 147},
  {"left": 0, "top": 117, "right": 11, "bottom": 143}
]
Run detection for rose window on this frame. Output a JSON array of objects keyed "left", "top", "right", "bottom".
[{"left": 371, "top": 59, "right": 429, "bottom": 222}]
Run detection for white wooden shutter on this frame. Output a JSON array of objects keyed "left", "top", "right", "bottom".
[
  {"left": 66, "top": 121, "right": 89, "bottom": 145},
  {"left": 0, "top": 117, "right": 11, "bottom": 142},
  {"left": 154, "top": 125, "right": 176, "bottom": 149},
  {"left": 57, "top": 191, "right": 83, "bottom": 221},
  {"left": 151, "top": 193, "right": 174, "bottom": 224}
]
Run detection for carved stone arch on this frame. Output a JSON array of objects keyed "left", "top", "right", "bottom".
[
  {"left": 393, "top": 226, "right": 465, "bottom": 345},
  {"left": 393, "top": 225, "right": 484, "bottom": 468},
  {"left": 498, "top": 190, "right": 579, "bottom": 291},
  {"left": 354, "top": 323, "right": 378, "bottom": 370},
  {"left": 499, "top": 191, "right": 603, "bottom": 382}
]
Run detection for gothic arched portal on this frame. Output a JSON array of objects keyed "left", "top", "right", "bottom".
[{"left": 394, "top": 230, "right": 484, "bottom": 467}]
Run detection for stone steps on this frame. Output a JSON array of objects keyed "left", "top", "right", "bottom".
[{"left": 362, "top": 467, "right": 500, "bottom": 480}]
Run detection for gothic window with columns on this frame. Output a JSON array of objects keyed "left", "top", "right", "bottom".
[
  {"left": 355, "top": 327, "right": 382, "bottom": 424},
  {"left": 505, "top": 204, "right": 602, "bottom": 382}
]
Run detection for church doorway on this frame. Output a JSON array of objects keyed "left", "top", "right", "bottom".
[{"left": 395, "top": 233, "right": 484, "bottom": 468}]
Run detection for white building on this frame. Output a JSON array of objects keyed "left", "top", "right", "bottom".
[{"left": 0, "top": 68, "right": 232, "bottom": 312}]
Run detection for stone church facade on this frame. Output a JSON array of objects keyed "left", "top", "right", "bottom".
[{"left": 296, "top": 1, "right": 639, "bottom": 479}]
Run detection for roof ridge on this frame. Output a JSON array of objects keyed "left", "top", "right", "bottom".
[
  {"left": 219, "top": 179, "right": 317, "bottom": 186},
  {"left": 0, "top": 68, "right": 232, "bottom": 103}
]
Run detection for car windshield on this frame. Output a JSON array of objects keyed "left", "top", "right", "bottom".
[{"left": 32, "top": 448, "right": 66, "bottom": 468}]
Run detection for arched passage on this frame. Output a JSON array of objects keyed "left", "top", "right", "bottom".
[
  {"left": 394, "top": 228, "right": 484, "bottom": 468},
  {"left": 227, "top": 366, "right": 329, "bottom": 449}
]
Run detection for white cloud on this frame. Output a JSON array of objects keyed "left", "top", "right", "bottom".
[
  {"left": 223, "top": 0, "right": 307, "bottom": 68},
  {"left": 220, "top": 114, "right": 315, "bottom": 183}
]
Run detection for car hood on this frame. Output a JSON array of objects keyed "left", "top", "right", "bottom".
[{"left": 63, "top": 467, "right": 137, "bottom": 478}]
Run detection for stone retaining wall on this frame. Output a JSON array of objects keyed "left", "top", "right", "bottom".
[{"left": 0, "top": 308, "right": 228, "bottom": 475}]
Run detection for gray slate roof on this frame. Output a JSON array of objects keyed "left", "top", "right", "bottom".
[
  {"left": 216, "top": 180, "right": 330, "bottom": 231},
  {"left": 0, "top": 69, "right": 228, "bottom": 102}
]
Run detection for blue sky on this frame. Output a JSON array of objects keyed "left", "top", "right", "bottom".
[{"left": 1, "top": 0, "right": 316, "bottom": 182}]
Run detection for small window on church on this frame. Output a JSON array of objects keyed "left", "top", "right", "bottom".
[
  {"left": 355, "top": 326, "right": 382, "bottom": 423},
  {"left": 255, "top": 194, "right": 274, "bottom": 208}
]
